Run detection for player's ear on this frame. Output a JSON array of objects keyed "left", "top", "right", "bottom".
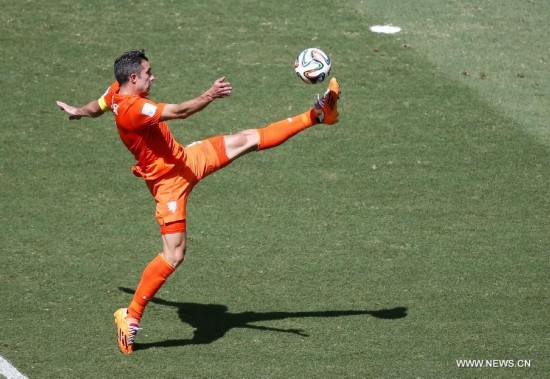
[{"left": 129, "top": 72, "right": 138, "bottom": 83}]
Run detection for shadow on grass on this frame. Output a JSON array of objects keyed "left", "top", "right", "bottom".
[{"left": 118, "top": 287, "right": 407, "bottom": 351}]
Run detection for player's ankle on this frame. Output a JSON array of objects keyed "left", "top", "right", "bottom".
[
  {"left": 126, "top": 315, "right": 139, "bottom": 324},
  {"left": 311, "top": 108, "right": 324, "bottom": 124}
]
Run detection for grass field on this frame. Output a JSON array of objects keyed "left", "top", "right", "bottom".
[{"left": 1, "top": 0, "right": 549, "bottom": 378}]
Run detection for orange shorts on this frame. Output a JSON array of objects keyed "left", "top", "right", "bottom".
[{"left": 146, "top": 136, "right": 230, "bottom": 234}]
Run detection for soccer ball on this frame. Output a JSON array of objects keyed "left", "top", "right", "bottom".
[{"left": 294, "top": 48, "right": 331, "bottom": 84}]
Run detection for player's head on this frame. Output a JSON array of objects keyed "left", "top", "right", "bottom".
[{"left": 114, "top": 49, "right": 149, "bottom": 84}]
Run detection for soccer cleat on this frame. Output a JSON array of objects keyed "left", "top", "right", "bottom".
[
  {"left": 114, "top": 308, "right": 141, "bottom": 354},
  {"left": 314, "top": 77, "right": 340, "bottom": 125}
]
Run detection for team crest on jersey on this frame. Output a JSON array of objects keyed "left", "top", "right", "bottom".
[{"left": 167, "top": 201, "right": 178, "bottom": 214}]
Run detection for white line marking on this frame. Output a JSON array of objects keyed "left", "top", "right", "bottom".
[
  {"left": 369, "top": 25, "right": 402, "bottom": 34},
  {"left": 0, "top": 355, "right": 28, "bottom": 379}
]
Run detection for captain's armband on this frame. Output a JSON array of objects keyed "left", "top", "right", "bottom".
[{"left": 98, "top": 96, "right": 110, "bottom": 112}]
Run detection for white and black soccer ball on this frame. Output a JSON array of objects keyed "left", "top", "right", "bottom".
[{"left": 294, "top": 48, "right": 331, "bottom": 84}]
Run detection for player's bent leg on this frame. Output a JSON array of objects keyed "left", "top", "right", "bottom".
[{"left": 116, "top": 232, "right": 182, "bottom": 355}]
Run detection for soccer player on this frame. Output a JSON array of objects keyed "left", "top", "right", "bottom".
[{"left": 56, "top": 49, "right": 340, "bottom": 354}]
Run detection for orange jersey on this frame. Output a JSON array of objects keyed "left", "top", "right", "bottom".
[{"left": 98, "top": 82, "right": 185, "bottom": 180}]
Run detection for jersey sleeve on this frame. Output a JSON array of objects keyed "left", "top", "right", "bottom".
[{"left": 97, "top": 82, "right": 119, "bottom": 112}]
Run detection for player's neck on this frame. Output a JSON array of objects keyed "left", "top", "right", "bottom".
[{"left": 118, "top": 83, "right": 143, "bottom": 96}]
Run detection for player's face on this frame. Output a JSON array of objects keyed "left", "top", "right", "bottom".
[{"left": 136, "top": 60, "right": 155, "bottom": 96}]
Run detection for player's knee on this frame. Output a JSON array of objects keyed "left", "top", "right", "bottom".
[
  {"left": 172, "top": 243, "right": 186, "bottom": 266},
  {"left": 234, "top": 129, "right": 259, "bottom": 149},
  {"left": 164, "top": 245, "right": 186, "bottom": 267},
  {"left": 225, "top": 129, "right": 260, "bottom": 159},
  {"left": 162, "top": 233, "right": 187, "bottom": 267}
]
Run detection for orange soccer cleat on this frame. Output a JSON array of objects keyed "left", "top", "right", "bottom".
[
  {"left": 314, "top": 78, "right": 340, "bottom": 125},
  {"left": 114, "top": 308, "right": 141, "bottom": 354}
]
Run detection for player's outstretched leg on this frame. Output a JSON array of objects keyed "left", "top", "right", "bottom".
[
  {"left": 223, "top": 78, "right": 341, "bottom": 159},
  {"left": 114, "top": 308, "right": 141, "bottom": 354},
  {"left": 314, "top": 78, "right": 340, "bottom": 125}
]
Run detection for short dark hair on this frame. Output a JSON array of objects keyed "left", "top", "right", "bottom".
[{"left": 114, "top": 49, "right": 148, "bottom": 84}]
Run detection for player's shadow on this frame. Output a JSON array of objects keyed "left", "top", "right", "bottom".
[{"left": 118, "top": 287, "right": 407, "bottom": 351}]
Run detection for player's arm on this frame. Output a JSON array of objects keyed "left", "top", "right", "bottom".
[
  {"left": 56, "top": 99, "right": 105, "bottom": 120},
  {"left": 57, "top": 82, "right": 116, "bottom": 120},
  {"left": 160, "top": 77, "right": 232, "bottom": 121}
]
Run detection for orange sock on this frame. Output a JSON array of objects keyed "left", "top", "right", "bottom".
[
  {"left": 128, "top": 254, "right": 175, "bottom": 321},
  {"left": 257, "top": 109, "right": 318, "bottom": 150}
]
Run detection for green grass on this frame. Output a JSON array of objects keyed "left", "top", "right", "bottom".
[{"left": 1, "top": 0, "right": 549, "bottom": 378}]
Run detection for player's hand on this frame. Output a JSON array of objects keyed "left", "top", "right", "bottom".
[
  {"left": 56, "top": 100, "right": 82, "bottom": 120},
  {"left": 208, "top": 77, "right": 232, "bottom": 99}
]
